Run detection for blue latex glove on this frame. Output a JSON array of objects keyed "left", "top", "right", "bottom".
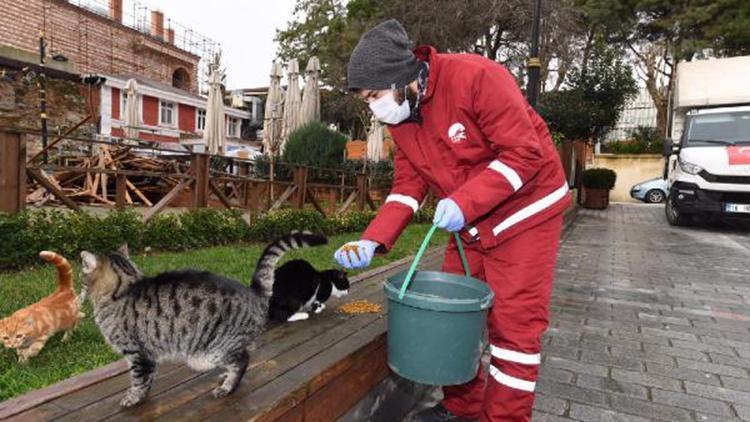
[
  {"left": 334, "top": 240, "right": 379, "bottom": 269},
  {"left": 433, "top": 198, "right": 465, "bottom": 232}
]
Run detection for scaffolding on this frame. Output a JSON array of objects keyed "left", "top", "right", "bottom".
[{"left": 41, "top": 0, "right": 220, "bottom": 93}]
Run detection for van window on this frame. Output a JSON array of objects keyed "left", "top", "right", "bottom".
[{"left": 686, "top": 111, "right": 750, "bottom": 146}]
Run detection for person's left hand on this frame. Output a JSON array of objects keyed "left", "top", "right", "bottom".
[{"left": 433, "top": 198, "right": 465, "bottom": 232}]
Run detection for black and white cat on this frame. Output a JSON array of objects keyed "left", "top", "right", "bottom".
[{"left": 269, "top": 259, "right": 350, "bottom": 322}]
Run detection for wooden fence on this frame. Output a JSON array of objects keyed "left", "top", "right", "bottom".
[{"left": 0, "top": 128, "right": 398, "bottom": 221}]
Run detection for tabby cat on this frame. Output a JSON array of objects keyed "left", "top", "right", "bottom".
[
  {"left": 0, "top": 251, "right": 84, "bottom": 364},
  {"left": 79, "top": 232, "right": 326, "bottom": 407}
]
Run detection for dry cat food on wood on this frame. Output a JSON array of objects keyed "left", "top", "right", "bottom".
[{"left": 338, "top": 300, "right": 382, "bottom": 314}]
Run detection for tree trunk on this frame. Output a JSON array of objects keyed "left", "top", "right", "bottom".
[
  {"left": 639, "top": 44, "right": 671, "bottom": 137},
  {"left": 655, "top": 99, "right": 669, "bottom": 137},
  {"left": 553, "top": 58, "right": 569, "bottom": 91},
  {"left": 579, "top": 30, "right": 595, "bottom": 80}
]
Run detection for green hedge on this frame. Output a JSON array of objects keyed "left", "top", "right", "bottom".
[
  {"left": 606, "top": 126, "right": 665, "bottom": 154},
  {"left": 0, "top": 205, "right": 437, "bottom": 271},
  {"left": 0, "top": 209, "right": 251, "bottom": 270}
]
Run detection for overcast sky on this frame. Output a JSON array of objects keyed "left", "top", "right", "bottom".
[{"left": 147, "top": 0, "right": 298, "bottom": 90}]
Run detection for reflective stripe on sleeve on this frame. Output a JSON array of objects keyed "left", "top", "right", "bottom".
[
  {"left": 488, "top": 160, "right": 523, "bottom": 191},
  {"left": 385, "top": 194, "right": 419, "bottom": 213}
]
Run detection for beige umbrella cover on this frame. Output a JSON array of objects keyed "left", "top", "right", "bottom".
[
  {"left": 203, "top": 65, "right": 226, "bottom": 155},
  {"left": 124, "top": 78, "right": 140, "bottom": 140},
  {"left": 263, "top": 62, "right": 284, "bottom": 156},
  {"left": 366, "top": 115, "right": 384, "bottom": 162},
  {"left": 300, "top": 56, "right": 321, "bottom": 125},
  {"left": 282, "top": 59, "right": 302, "bottom": 149}
]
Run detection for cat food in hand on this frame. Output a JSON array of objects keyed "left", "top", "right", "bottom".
[{"left": 338, "top": 300, "right": 382, "bottom": 314}]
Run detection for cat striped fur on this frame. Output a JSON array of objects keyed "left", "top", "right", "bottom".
[{"left": 79, "top": 232, "right": 326, "bottom": 407}]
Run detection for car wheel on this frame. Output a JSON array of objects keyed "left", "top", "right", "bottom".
[
  {"left": 646, "top": 189, "right": 666, "bottom": 204},
  {"left": 666, "top": 193, "right": 689, "bottom": 226}
]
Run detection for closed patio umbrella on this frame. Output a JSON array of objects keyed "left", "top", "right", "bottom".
[
  {"left": 203, "top": 64, "right": 226, "bottom": 155},
  {"left": 300, "top": 56, "right": 321, "bottom": 125},
  {"left": 263, "top": 61, "right": 285, "bottom": 200},
  {"left": 123, "top": 78, "right": 140, "bottom": 140},
  {"left": 282, "top": 59, "right": 302, "bottom": 150},
  {"left": 263, "top": 61, "right": 284, "bottom": 157},
  {"left": 366, "top": 115, "right": 384, "bottom": 162}
]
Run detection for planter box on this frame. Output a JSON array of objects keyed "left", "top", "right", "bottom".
[{"left": 583, "top": 188, "right": 610, "bottom": 209}]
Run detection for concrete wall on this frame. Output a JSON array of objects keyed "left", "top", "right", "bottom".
[
  {"left": 591, "top": 154, "right": 664, "bottom": 202},
  {"left": 0, "top": 0, "right": 199, "bottom": 92}
]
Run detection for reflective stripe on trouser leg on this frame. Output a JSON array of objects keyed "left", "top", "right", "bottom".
[
  {"left": 488, "top": 365, "right": 535, "bottom": 392},
  {"left": 440, "top": 240, "right": 487, "bottom": 420},
  {"left": 490, "top": 345, "right": 541, "bottom": 365},
  {"left": 480, "top": 214, "right": 563, "bottom": 422},
  {"left": 482, "top": 360, "right": 539, "bottom": 422}
]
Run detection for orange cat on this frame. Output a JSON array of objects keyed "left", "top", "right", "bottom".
[{"left": 0, "top": 251, "right": 84, "bottom": 364}]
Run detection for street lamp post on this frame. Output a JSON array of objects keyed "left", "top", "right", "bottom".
[
  {"left": 39, "top": 32, "right": 49, "bottom": 164},
  {"left": 527, "top": 0, "right": 542, "bottom": 107}
]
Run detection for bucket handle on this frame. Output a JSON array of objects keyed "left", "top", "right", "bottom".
[{"left": 398, "top": 224, "right": 471, "bottom": 300}]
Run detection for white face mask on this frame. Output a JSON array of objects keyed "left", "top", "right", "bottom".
[{"left": 369, "top": 91, "right": 410, "bottom": 125}]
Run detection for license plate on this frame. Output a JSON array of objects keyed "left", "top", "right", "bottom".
[{"left": 725, "top": 203, "right": 750, "bottom": 213}]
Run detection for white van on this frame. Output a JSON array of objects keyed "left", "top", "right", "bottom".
[{"left": 664, "top": 57, "right": 750, "bottom": 225}]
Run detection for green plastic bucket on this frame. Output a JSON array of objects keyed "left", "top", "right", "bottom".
[{"left": 384, "top": 225, "right": 494, "bottom": 385}]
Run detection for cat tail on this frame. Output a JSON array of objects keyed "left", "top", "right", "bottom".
[
  {"left": 251, "top": 231, "right": 327, "bottom": 297},
  {"left": 39, "top": 251, "right": 74, "bottom": 291}
]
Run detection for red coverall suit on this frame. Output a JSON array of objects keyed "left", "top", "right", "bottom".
[{"left": 361, "top": 46, "right": 571, "bottom": 421}]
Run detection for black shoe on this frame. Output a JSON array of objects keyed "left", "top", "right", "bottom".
[{"left": 405, "top": 403, "right": 477, "bottom": 422}]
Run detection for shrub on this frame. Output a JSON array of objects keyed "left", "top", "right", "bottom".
[
  {"left": 414, "top": 206, "right": 436, "bottom": 224},
  {"left": 283, "top": 123, "right": 347, "bottom": 170},
  {"left": 0, "top": 211, "right": 36, "bottom": 269},
  {"left": 607, "top": 126, "right": 664, "bottom": 154},
  {"left": 179, "top": 208, "right": 248, "bottom": 248},
  {"left": 0, "top": 208, "right": 251, "bottom": 271},
  {"left": 98, "top": 209, "right": 146, "bottom": 252},
  {"left": 0, "top": 206, "right": 403, "bottom": 271},
  {"left": 143, "top": 213, "right": 190, "bottom": 251},
  {"left": 327, "top": 211, "right": 377, "bottom": 234},
  {"left": 582, "top": 168, "right": 617, "bottom": 190},
  {"left": 248, "top": 209, "right": 329, "bottom": 242},
  {"left": 0, "top": 209, "right": 145, "bottom": 270}
]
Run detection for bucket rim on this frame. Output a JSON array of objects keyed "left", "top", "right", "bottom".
[{"left": 384, "top": 270, "right": 494, "bottom": 312}]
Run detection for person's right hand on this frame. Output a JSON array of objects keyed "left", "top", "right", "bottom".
[{"left": 334, "top": 240, "right": 379, "bottom": 269}]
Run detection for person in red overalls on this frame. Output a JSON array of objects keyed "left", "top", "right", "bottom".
[{"left": 334, "top": 19, "right": 571, "bottom": 422}]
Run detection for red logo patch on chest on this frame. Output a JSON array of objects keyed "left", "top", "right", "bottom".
[
  {"left": 728, "top": 146, "right": 750, "bottom": 165},
  {"left": 448, "top": 123, "right": 467, "bottom": 143}
]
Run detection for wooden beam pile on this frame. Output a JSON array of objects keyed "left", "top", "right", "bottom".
[{"left": 26, "top": 146, "right": 184, "bottom": 208}]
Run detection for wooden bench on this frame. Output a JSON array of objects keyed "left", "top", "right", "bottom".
[{"left": 0, "top": 249, "right": 444, "bottom": 422}]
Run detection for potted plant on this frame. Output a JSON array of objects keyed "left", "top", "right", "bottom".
[{"left": 581, "top": 168, "right": 617, "bottom": 209}]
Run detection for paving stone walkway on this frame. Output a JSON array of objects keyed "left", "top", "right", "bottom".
[{"left": 534, "top": 204, "right": 750, "bottom": 422}]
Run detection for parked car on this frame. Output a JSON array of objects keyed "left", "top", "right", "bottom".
[{"left": 631, "top": 178, "right": 668, "bottom": 203}]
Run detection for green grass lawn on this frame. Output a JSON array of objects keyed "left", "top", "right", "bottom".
[{"left": 0, "top": 224, "right": 447, "bottom": 401}]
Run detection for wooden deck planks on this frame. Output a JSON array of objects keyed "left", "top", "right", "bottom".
[{"left": 2, "top": 249, "right": 445, "bottom": 422}]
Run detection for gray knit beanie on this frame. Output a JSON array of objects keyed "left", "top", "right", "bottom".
[{"left": 347, "top": 19, "right": 421, "bottom": 91}]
